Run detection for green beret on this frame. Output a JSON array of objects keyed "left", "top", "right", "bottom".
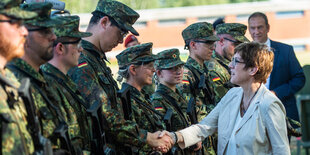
[
  {"left": 0, "top": 0, "right": 37, "bottom": 20},
  {"left": 182, "top": 22, "right": 219, "bottom": 42},
  {"left": 53, "top": 15, "right": 92, "bottom": 38},
  {"left": 95, "top": 0, "right": 140, "bottom": 36},
  {"left": 155, "top": 48, "right": 185, "bottom": 70},
  {"left": 116, "top": 42, "right": 158, "bottom": 68},
  {"left": 216, "top": 23, "right": 249, "bottom": 43},
  {"left": 21, "top": 2, "right": 66, "bottom": 28}
]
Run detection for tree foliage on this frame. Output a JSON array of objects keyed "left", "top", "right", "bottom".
[{"left": 62, "top": 0, "right": 267, "bottom": 13}]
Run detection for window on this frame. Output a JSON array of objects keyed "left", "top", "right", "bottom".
[
  {"left": 276, "top": 11, "right": 304, "bottom": 19},
  {"left": 158, "top": 19, "right": 186, "bottom": 26},
  {"left": 293, "top": 44, "right": 306, "bottom": 52}
]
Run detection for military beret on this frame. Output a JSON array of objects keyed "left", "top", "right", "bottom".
[
  {"left": 216, "top": 23, "right": 249, "bottom": 43},
  {"left": 95, "top": 0, "right": 140, "bottom": 36},
  {"left": 21, "top": 2, "right": 66, "bottom": 28},
  {"left": 182, "top": 22, "right": 219, "bottom": 42},
  {"left": 155, "top": 48, "right": 185, "bottom": 70},
  {"left": 116, "top": 42, "right": 158, "bottom": 69},
  {"left": 0, "top": 0, "right": 37, "bottom": 20},
  {"left": 53, "top": 15, "right": 92, "bottom": 38}
]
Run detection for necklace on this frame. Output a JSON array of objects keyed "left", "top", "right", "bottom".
[{"left": 240, "top": 84, "right": 261, "bottom": 116}]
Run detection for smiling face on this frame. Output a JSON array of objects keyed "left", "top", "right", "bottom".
[
  {"left": 248, "top": 16, "right": 270, "bottom": 43},
  {"left": 157, "top": 64, "right": 184, "bottom": 87},
  {"left": 135, "top": 62, "right": 155, "bottom": 86}
]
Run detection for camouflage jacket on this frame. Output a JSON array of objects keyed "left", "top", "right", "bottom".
[
  {"left": 121, "top": 83, "right": 165, "bottom": 154},
  {"left": 177, "top": 57, "right": 215, "bottom": 122},
  {"left": 151, "top": 83, "right": 190, "bottom": 131},
  {"left": 205, "top": 57, "right": 230, "bottom": 103},
  {"left": 68, "top": 40, "right": 148, "bottom": 152},
  {"left": 6, "top": 58, "right": 64, "bottom": 149},
  {"left": 0, "top": 68, "right": 34, "bottom": 155},
  {"left": 41, "top": 63, "right": 91, "bottom": 153},
  {"left": 212, "top": 51, "right": 230, "bottom": 72}
]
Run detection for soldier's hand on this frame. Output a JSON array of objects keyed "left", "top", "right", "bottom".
[
  {"left": 147, "top": 131, "right": 173, "bottom": 153},
  {"left": 194, "top": 141, "right": 202, "bottom": 151}
]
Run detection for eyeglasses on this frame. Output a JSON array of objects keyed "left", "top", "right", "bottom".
[
  {"left": 119, "top": 30, "right": 128, "bottom": 39},
  {"left": 28, "top": 27, "right": 54, "bottom": 37},
  {"left": 0, "top": 19, "right": 24, "bottom": 27},
  {"left": 193, "top": 40, "right": 215, "bottom": 49},
  {"left": 231, "top": 57, "right": 245, "bottom": 67},
  {"left": 61, "top": 39, "right": 82, "bottom": 49},
  {"left": 223, "top": 37, "right": 238, "bottom": 43}
]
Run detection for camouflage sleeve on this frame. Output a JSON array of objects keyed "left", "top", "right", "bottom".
[
  {"left": 177, "top": 67, "right": 195, "bottom": 102},
  {"left": 0, "top": 91, "right": 32, "bottom": 154},
  {"left": 69, "top": 62, "right": 148, "bottom": 148}
]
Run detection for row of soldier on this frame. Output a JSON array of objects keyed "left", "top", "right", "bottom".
[{"left": 0, "top": 0, "right": 305, "bottom": 154}]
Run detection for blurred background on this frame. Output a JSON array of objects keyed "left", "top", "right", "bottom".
[{"left": 64, "top": 0, "right": 310, "bottom": 66}]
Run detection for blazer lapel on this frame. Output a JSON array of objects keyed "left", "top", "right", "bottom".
[
  {"left": 223, "top": 90, "right": 243, "bottom": 150},
  {"left": 235, "top": 84, "right": 265, "bottom": 133},
  {"left": 270, "top": 40, "right": 279, "bottom": 88}
]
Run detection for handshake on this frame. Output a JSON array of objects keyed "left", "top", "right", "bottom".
[{"left": 147, "top": 130, "right": 202, "bottom": 153}]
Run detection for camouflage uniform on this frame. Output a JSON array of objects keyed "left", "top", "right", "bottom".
[
  {"left": 68, "top": 1, "right": 149, "bottom": 154},
  {"left": 6, "top": 2, "right": 71, "bottom": 151},
  {"left": 178, "top": 22, "right": 218, "bottom": 155},
  {"left": 0, "top": 68, "right": 35, "bottom": 155},
  {"left": 0, "top": 0, "right": 37, "bottom": 154},
  {"left": 41, "top": 16, "right": 92, "bottom": 154},
  {"left": 152, "top": 49, "right": 197, "bottom": 155},
  {"left": 205, "top": 23, "right": 249, "bottom": 102},
  {"left": 116, "top": 43, "right": 165, "bottom": 154}
]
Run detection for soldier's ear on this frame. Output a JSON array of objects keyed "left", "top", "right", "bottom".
[
  {"left": 128, "top": 64, "right": 137, "bottom": 76},
  {"left": 99, "top": 16, "right": 110, "bottom": 29},
  {"left": 55, "top": 43, "right": 64, "bottom": 55},
  {"left": 155, "top": 70, "right": 161, "bottom": 77},
  {"left": 189, "top": 41, "right": 196, "bottom": 50}
]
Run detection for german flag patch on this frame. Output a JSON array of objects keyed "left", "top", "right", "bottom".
[
  {"left": 182, "top": 80, "right": 189, "bottom": 84},
  {"left": 78, "top": 62, "right": 88, "bottom": 68},
  {"left": 212, "top": 77, "right": 220, "bottom": 82},
  {"left": 155, "top": 106, "right": 164, "bottom": 111}
]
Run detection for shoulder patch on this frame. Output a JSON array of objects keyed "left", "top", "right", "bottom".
[
  {"left": 212, "top": 77, "right": 220, "bottom": 82},
  {"left": 78, "top": 62, "right": 88, "bottom": 68},
  {"left": 207, "top": 61, "right": 215, "bottom": 71}
]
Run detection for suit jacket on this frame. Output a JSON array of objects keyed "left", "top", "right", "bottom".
[
  {"left": 178, "top": 85, "right": 290, "bottom": 155},
  {"left": 270, "top": 40, "right": 305, "bottom": 122}
]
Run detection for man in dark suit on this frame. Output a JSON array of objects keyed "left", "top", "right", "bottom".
[{"left": 248, "top": 12, "right": 305, "bottom": 127}]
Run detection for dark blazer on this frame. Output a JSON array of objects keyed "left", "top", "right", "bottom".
[{"left": 269, "top": 40, "right": 306, "bottom": 122}]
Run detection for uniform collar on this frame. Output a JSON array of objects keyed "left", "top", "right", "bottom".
[
  {"left": 81, "top": 39, "right": 109, "bottom": 62},
  {"left": 7, "top": 58, "right": 46, "bottom": 83},
  {"left": 186, "top": 56, "right": 205, "bottom": 74}
]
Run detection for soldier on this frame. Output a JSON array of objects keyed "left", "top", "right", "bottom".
[
  {"left": 205, "top": 23, "right": 249, "bottom": 101},
  {"left": 6, "top": 2, "right": 73, "bottom": 154},
  {"left": 0, "top": 0, "right": 37, "bottom": 154},
  {"left": 116, "top": 42, "right": 167, "bottom": 154},
  {"left": 178, "top": 22, "right": 218, "bottom": 155},
  {"left": 40, "top": 15, "right": 92, "bottom": 154},
  {"left": 152, "top": 48, "right": 201, "bottom": 154},
  {"left": 122, "top": 34, "right": 155, "bottom": 100},
  {"left": 68, "top": 0, "right": 172, "bottom": 154}
]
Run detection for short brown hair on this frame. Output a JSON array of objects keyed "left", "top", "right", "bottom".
[{"left": 234, "top": 42, "right": 274, "bottom": 83}]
